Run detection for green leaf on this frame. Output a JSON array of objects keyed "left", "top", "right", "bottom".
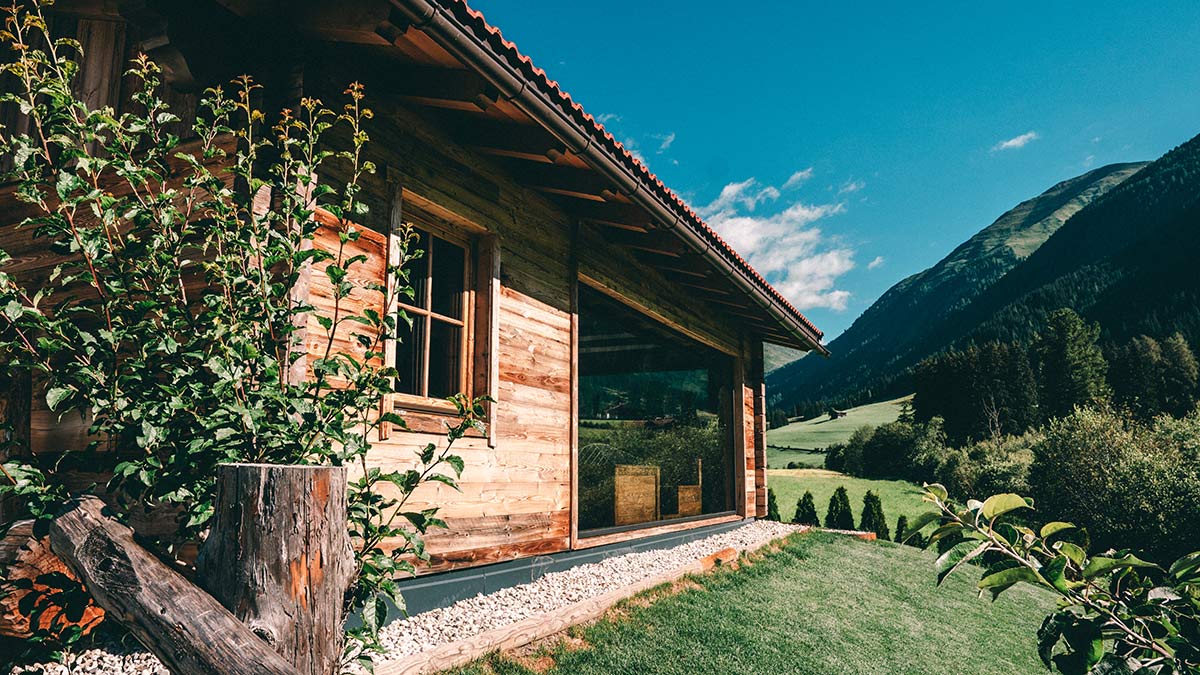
[
  {"left": 923, "top": 483, "right": 948, "bottom": 501},
  {"left": 899, "top": 511, "right": 941, "bottom": 542},
  {"left": 1040, "top": 555, "right": 1071, "bottom": 593},
  {"left": 1039, "top": 521, "right": 1075, "bottom": 539},
  {"left": 1058, "top": 542, "right": 1087, "bottom": 568},
  {"left": 46, "top": 386, "right": 72, "bottom": 411},
  {"left": 980, "top": 493, "right": 1032, "bottom": 520},
  {"left": 935, "top": 540, "right": 989, "bottom": 585},
  {"left": 1081, "top": 554, "right": 1158, "bottom": 580},
  {"left": 977, "top": 566, "right": 1043, "bottom": 593}
]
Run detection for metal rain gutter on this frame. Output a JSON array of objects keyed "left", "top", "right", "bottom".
[{"left": 389, "top": 0, "right": 830, "bottom": 356}]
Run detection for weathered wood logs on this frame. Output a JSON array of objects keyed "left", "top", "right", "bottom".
[
  {"left": 197, "top": 464, "right": 354, "bottom": 675},
  {"left": 47, "top": 496, "right": 299, "bottom": 675},
  {"left": 0, "top": 519, "right": 104, "bottom": 639}
]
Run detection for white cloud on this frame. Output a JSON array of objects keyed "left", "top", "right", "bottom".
[
  {"left": 621, "top": 137, "right": 647, "bottom": 164},
  {"left": 838, "top": 179, "right": 866, "bottom": 194},
  {"left": 699, "top": 177, "right": 852, "bottom": 311},
  {"left": 868, "top": 255, "right": 885, "bottom": 270},
  {"left": 1082, "top": 154, "right": 1096, "bottom": 168},
  {"left": 991, "top": 131, "right": 1039, "bottom": 152},
  {"left": 782, "top": 168, "right": 814, "bottom": 190},
  {"left": 653, "top": 132, "right": 676, "bottom": 153},
  {"left": 595, "top": 113, "right": 621, "bottom": 125}
]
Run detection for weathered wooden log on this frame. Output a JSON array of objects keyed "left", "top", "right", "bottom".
[
  {"left": 197, "top": 464, "right": 354, "bottom": 675},
  {"left": 0, "top": 519, "right": 104, "bottom": 639},
  {"left": 47, "top": 496, "right": 299, "bottom": 675}
]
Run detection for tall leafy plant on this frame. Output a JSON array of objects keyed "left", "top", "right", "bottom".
[{"left": 0, "top": 2, "right": 484, "bottom": 665}]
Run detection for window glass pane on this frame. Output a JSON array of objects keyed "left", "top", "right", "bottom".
[
  {"left": 430, "top": 236, "right": 465, "bottom": 319},
  {"left": 577, "top": 287, "right": 734, "bottom": 533},
  {"left": 405, "top": 230, "right": 430, "bottom": 309},
  {"left": 395, "top": 314, "right": 426, "bottom": 395},
  {"left": 428, "top": 319, "right": 462, "bottom": 399}
]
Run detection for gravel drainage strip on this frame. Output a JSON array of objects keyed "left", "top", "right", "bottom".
[{"left": 372, "top": 519, "right": 805, "bottom": 675}]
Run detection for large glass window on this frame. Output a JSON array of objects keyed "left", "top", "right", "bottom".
[{"left": 577, "top": 286, "right": 735, "bottom": 534}]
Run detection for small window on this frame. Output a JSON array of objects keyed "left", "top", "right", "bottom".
[{"left": 395, "top": 228, "right": 471, "bottom": 399}]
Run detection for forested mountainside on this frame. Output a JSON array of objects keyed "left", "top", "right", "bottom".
[{"left": 767, "top": 161, "right": 1148, "bottom": 410}]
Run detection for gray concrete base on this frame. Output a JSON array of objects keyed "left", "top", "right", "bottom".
[{"left": 388, "top": 517, "right": 752, "bottom": 620}]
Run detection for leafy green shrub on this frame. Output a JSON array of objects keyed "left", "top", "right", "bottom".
[
  {"left": 824, "top": 442, "right": 846, "bottom": 472},
  {"left": 858, "top": 490, "right": 889, "bottom": 540},
  {"left": 766, "top": 487, "right": 781, "bottom": 522},
  {"left": 792, "top": 490, "right": 819, "bottom": 526},
  {"left": 1028, "top": 406, "right": 1200, "bottom": 562},
  {"left": 824, "top": 486, "right": 854, "bottom": 530},
  {"left": 914, "top": 485, "right": 1200, "bottom": 674}
]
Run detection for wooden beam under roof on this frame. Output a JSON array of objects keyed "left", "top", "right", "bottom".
[
  {"left": 565, "top": 200, "right": 657, "bottom": 232},
  {"left": 440, "top": 117, "right": 571, "bottom": 164},
  {"left": 602, "top": 229, "right": 691, "bottom": 258},
  {"left": 509, "top": 162, "right": 619, "bottom": 202}
]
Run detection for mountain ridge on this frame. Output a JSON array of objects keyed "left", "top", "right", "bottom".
[{"left": 767, "top": 160, "right": 1150, "bottom": 409}]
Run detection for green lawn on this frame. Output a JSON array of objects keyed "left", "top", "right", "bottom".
[
  {"left": 447, "top": 532, "right": 1053, "bottom": 675},
  {"left": 768, "top": 468, "right": 929, "bottom": 534},
  {"left": 766, "top": 395, "right": 910, "bottom": 468}
]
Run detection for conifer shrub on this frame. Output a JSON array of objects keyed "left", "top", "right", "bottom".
[
  {"left": 824, "top": 486, "right": 854, "bottom": 530},
  {"left": 859, "top": 490, "right": 890, "bottom": 540},
  {"left": 894, "top": 515, "right": 908, "bottom": 543},
  {"left": 766, "top": 487, "right": 781, "bottom": 521},
  {"left": 792, "top": 490, "right": 820, "bottom": 526}
]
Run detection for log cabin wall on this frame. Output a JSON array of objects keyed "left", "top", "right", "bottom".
[
  {"left": 309, "top": 94, "right": 771, "bottom": 573},
  {"left": 0, "top": 4, "right": 774, "bottom": 574}
]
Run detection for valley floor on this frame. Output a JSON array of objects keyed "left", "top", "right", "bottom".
[{"left": 446, "top": 531, "right": 1052, "bottom": 675}]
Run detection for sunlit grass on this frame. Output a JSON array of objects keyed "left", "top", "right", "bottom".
[{"left": 446, "top": 532, "right": 1053, "bottom": 675}]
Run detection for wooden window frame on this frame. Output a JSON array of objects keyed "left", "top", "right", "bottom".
[
  {"left": 392, "top": 219, "right": 475, "bottom": 412},
  {"left": 381, "top": 179, "right": 498, "bottom": 443}
]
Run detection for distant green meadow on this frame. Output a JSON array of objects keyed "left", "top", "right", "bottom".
[
  {"left": 765, "top": 395, "right": 910, "bottom": 468},
  {"left": 766, "top": 468, "right": 930, "bottom": 534}
]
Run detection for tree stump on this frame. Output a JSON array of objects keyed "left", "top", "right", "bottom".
[
  {"left": 197, "top": 464, "right": 354, "bottom": 675},
  {"left": 47, "top": 497, "right": 299, "bottom": 675}
]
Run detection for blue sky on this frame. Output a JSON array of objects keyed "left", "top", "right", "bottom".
[{"left": 469, "top": 0, "right": 1200, "bottom": 340}]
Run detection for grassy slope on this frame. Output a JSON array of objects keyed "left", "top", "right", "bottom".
[
  {"left": 449, "top": 533, "right": 1052, "bottom": 675},
  {"left": 768, "top": 468, "right": 928, "bottom": 530},
  {"left": 765, "top": 396, "right": 910, "bottom": 468}
]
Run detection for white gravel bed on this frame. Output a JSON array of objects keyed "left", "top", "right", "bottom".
[
  {"left": 375, "top": 519, "right": 803, "bottom": 662},
  {"left": 8, "top": 643, "right": 167, "bottom": 675},
  {"left": 7, "top": 520, "right": 801, "bottom": 674}
]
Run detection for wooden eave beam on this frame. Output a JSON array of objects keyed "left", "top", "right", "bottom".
[
  {"left": 510, "top": 163, "right": 619, "bottom": 202},
  {"left": 602, "top": 229, "right": 690, "bottom": 258},
  {"left": 565, "top": 200, "right": 657, "bottom": 232},
  {"left": 441, "top": 118, "right": 571, "bottom": 164}
]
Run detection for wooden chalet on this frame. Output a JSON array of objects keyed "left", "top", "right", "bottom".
[{"left": 0, "top": 0, "right": 827, "bottom": 580}]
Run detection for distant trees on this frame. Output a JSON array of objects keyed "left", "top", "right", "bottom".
[
  {"left": 1111, "top": 332, "right": 1199, "bottom": 420},
  {"left": 767, "top": 408, "right": 790, "bottom": 430},
  {"left": 824, "top": 487, "right": 855, "bottom": 530},
  {"left": 914, "top": 341, "right": 1039, "bottom": 444},
  {"left": 766, "top": 487, "right": 781, "bottom": 522},
  {"left": 1035, "top": 309, "right": 1109, "bottom": 419},
  {"left": 792, "top": 491, "right": 820, "bottom": 526},
  {"left": 858, "top": 491, "right": 889, "bottom": 540}
]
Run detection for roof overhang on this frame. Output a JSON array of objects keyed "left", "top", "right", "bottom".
[{"left": 160, "top": 0, "right": 830, "bottom": 353}]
